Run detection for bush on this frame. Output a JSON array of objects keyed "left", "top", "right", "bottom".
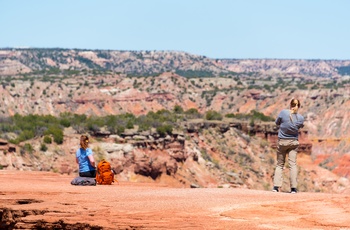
[
  {"left": 184, "top": 108, "right": 201, "bottom": 119},
  {"left": 40, "top": 143, "right": 48, "bottom": 152},
  {"left": 115, "top": 125, "right": 125, "bottom": 135},
  {"left": 185, "top": 108, "right": 199, "bottom": 115},
  {"left": 250, "top": 110, "right": 274, "bottom": 122},
  {"left": 225, "top": 113, "right": 235, "bottom": 118},
  {"left": 43, "top": 135, "right": 52, "bottom": 144},
  {"left": 23, "top": 143, "right": 34, "bottom": 154},
  {"left": 60, "top": 118, "right": 71, "bottom": 127},
  {"left": 156, "top": 124, "right": 173, "bottom": 137},
  {"left": 173, "top": 104, "right": 184, "bottom": 114},
  {"left": 11, "top": 130, "right": 35, "bottom": 144},
  {"left": 225, "top": 110, "right": 274, "bottom": 122},
  {"left": 52, "top": 130, "right": 64, "bottom": 144},
  {"left": 126, "top": 120, "right": 134, "bottom": 129},
  {"left": 205, "top": 110, "right": 223, "bottom": 121},
  {"left": 44, "top": 127, "right": 63, "bottom": 144}
]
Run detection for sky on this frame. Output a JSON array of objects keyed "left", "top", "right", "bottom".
[{"left": 1, "top": 0, "right": 350, "bottom": 60}]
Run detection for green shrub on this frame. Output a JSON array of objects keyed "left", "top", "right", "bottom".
[
  {"left": 115, "top": 125, "right": 125, "bottom": 135},
  {"left": 173, "top": 104, "right": 184, "bottom": 114},
  {"left": 185, "top": 108, "right": 199, "bottom": 115},
  {"left": 53, "top": 132, "right": 63, "bottom": 144},
  {"left": 13, "top": 130, "right": 35, "bottom": 144},
  {"left": 23, "top": 143, "right": 33, "bottom": 154},
  {"left": 184, "top": 108, "right": 201, "bottom": 119},
  {"left": 44, "top": 127, "right": 63, "bottom": 144},
  {"left": 226, "top": 110, "right": 274, "bottom": 122},
  {"left": 250, "top": 110, "right": 274, "bottom": 122},
  {"left": 126, "top": 120, "right": 134, "bottom": 129},
  {"left": 60, "top": 118, "right": 71, "bottom": 127},
  {"left": 156, "top": 124, "right": 173, "bottom": 137},
  {"left": 43, "top": 135, "right": 52, "bottom": 144},
  {"left": 205, "top": 110, "right": 223, "bottom": 121},
  {"left": 40, "top": 143, "right": 48, "bottom": 152}
]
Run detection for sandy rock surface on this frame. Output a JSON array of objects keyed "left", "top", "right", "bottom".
[{"left": 1, "top": 171, "right": 350, "bottom": 229}]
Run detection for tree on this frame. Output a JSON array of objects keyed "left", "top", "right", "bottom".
[
  {"left": 40, "top": 143, "right": 48, "bottom": 152},
  {"left": 173, "top": 104, "right": 184, "bottom": 114},
  {"left": 43, "top": 135, "right": 52, "bottom": 144},
  {"left": 205, "top": 110, "right": 223, "bottom": 121},
  {"left": 156, "top": 124, "right": 173, "bottom": 137}
]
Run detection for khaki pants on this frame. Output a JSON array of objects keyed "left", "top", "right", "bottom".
[{"left": 273, "top": 139, "right": 299, "bottom": 188}]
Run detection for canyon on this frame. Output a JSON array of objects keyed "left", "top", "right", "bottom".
[
  {"left": 1, "top": 48, "right": 350, "bottom": 228},
  {"left": 1, "top": 48, "right": 349, "bottom": 188}
]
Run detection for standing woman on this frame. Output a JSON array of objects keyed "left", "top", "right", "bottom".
[
  {"left": 76, "top": 135, "right": 96, "bottom": 177},
  {"left": 272, "top": 99, "right": 304, "bottom": 193}
]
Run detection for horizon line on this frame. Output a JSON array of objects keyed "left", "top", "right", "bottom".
[{"left": 1, "top": 47, "right": 349, "bottom": 61}]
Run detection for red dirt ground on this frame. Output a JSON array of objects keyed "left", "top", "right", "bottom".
[{"left": 1, "top": 171, "right": 350, "bottom": 229}]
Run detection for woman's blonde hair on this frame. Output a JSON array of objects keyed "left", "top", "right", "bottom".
[{"left": 80, "top": 135, "right": 89, "bottom": 150}]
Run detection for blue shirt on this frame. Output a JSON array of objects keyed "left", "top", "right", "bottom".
[
  {"left": 76, "top": 148, "right": 95, "bottom": 173},
  {"left": 275, "top": 109, "right": 304, "bottom": 139}
]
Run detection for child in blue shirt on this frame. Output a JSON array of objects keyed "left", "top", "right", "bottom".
[{"left": 76, "top": 135, "right": 96, "bottom": 177}]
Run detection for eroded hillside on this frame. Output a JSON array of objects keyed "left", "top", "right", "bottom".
[{"left": 0, "top": 48, "right": 350, "bottom": 190}]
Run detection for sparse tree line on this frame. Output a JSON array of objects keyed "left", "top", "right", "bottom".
[
  {"left": 12, "top": 70, "right": 348, "bottom": 92},
  {"left": 0, "top": 106, "right": 274, "bottom": 148}
]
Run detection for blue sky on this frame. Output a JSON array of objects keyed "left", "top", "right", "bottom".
[{"left": 1, "top": 0, "right": 349, "bottom": 59}]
